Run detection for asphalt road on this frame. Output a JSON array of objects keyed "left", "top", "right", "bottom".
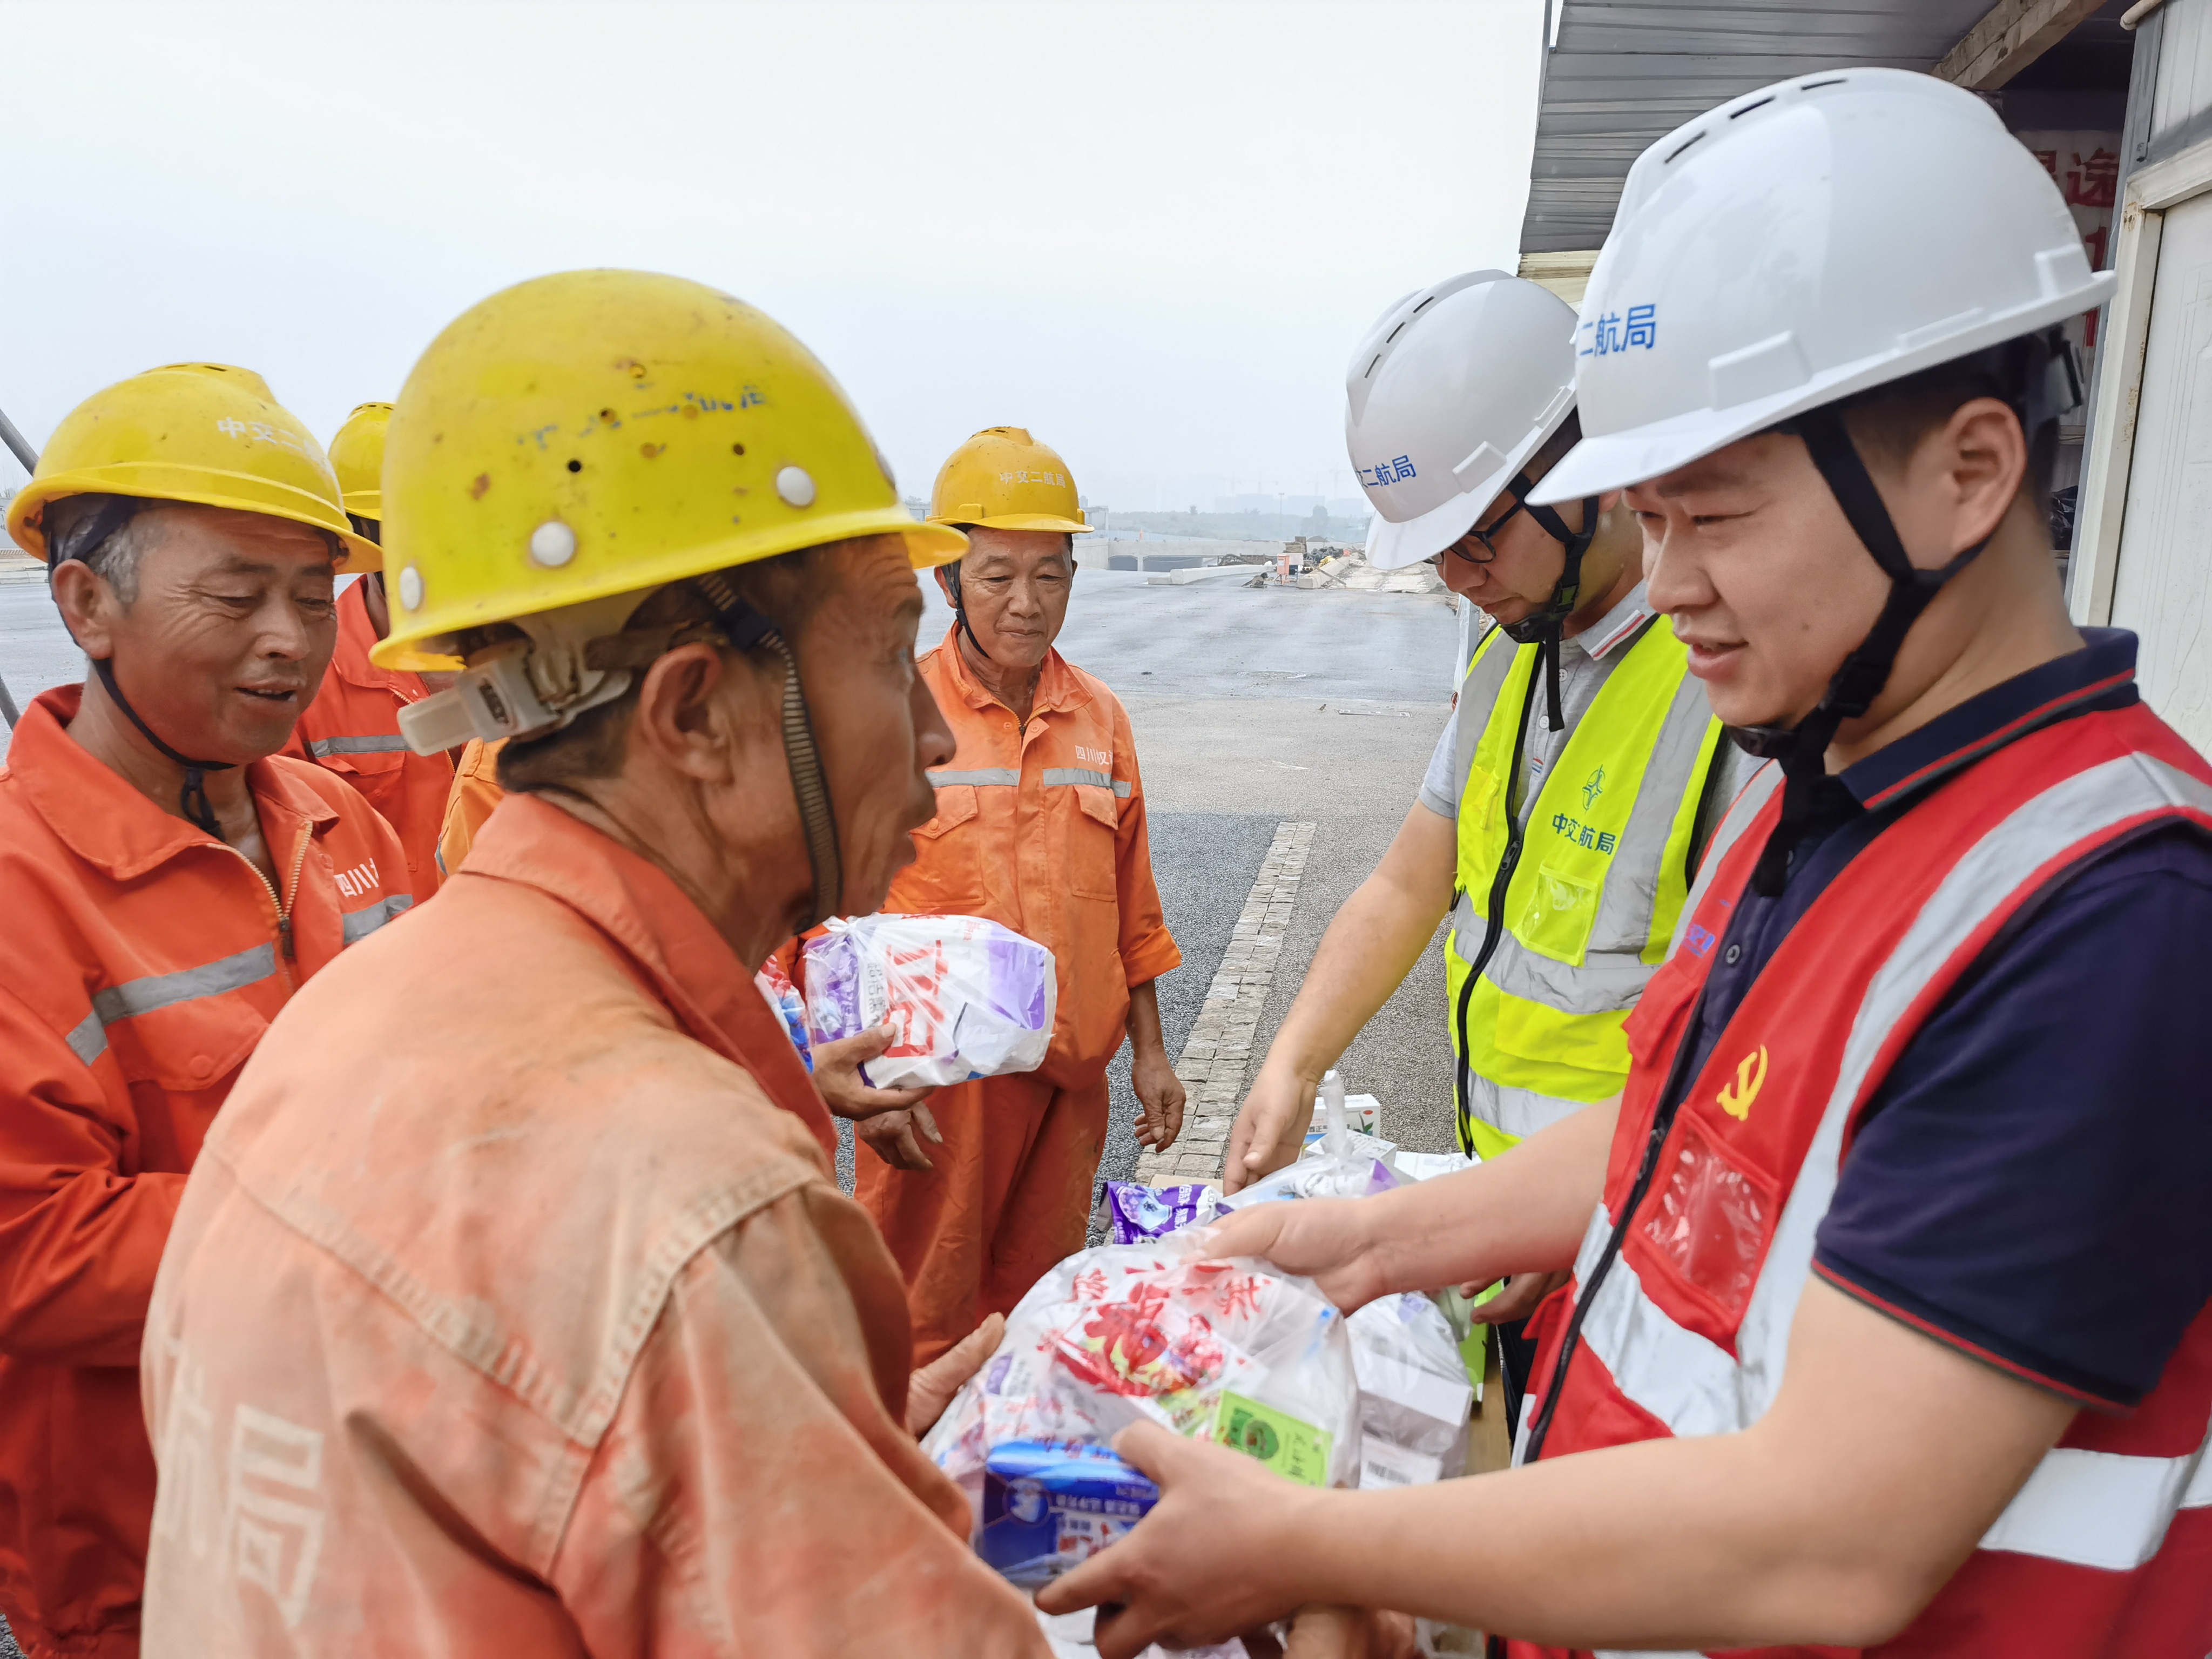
[
  {"left": 919, "top": 570, "right": 1467, "bottom": 1181},
  {"left": 3, "top": 565, "right": 1464, "bottom": 1181}
]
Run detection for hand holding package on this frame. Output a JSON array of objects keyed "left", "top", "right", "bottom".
[{"left": 801, "top": 913, "right": 1056, "bottom": 1088}]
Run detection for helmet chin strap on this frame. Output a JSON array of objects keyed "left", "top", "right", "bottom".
[
  {"left": 691, "top": 571, "right": 844, "bottom": 929},
  {"left": 943, "top": 558, "right": 992, "bottom": 662},
  {"left": 1495, "top": 477, "right": 1601, "bottom": 732},
  {"left": 1731, "top": 327, "right": 2081, "bottom": 898},
  {"left": 49, "top": 495, "right": 233, "bottom": 838}
]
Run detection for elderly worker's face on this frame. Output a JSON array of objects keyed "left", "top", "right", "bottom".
[
  {"left": 53, "top": 503, "right": 340, "bottom": 762},
  {"left": 794, "top": 537, "right": 957, "bottom": 913},
  {"left": 942, "top": 528, "right": 1073, "bottom": 669}
]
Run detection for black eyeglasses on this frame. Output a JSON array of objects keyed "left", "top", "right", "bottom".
[{"left": 1448, "top": 489, "right": 1530, "bottom": 565}]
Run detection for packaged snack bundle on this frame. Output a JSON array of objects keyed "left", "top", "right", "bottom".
[
  {"left": 801, "top": 913, "right": 1056, "bottom": 1088},
  {"left": 923, "top": 1242, "right": 1365, "bottom": 1573}
]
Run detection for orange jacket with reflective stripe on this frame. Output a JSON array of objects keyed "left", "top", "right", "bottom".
[
  {"left": 887, "top": 628, "right": 1180, "bottom": 1086},
  {"left": 140, "top": 794, "right": 1047, "bottom": 1657},
  {"left": 0, "top": 685, "right": 408, "bottom": 1658},
  {"left": 284, "top": 579, "right": 452, "bottom": 904}
]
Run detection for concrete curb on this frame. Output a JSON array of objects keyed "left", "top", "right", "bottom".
[{"left": 1132, "top": 818, "right": 1314, "bottom": 1185}]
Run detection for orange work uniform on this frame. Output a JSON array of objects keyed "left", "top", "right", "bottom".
[
  {"left": 0, "top": 685, "right": 408, "bottom": 1659},
  {"left": 284, "top": 578, "right": 453, "bottom": 903},
  {"left": 139, "top": 792, "right": 1046, "bottom": 1656},
  {"left": 436, "top": 736, "right": 505, "bottom": 877},
  {"left": 857, "top": 627, "right": 1179, "bottom": 1364}
]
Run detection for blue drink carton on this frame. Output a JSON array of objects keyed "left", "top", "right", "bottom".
[{"left": 977, "top": 1440, "right": 1160, "bottom": 1586}]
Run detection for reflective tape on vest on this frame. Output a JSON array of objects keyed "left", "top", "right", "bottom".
[
  {"left": 1552, "top": 753, "right": 2212, "bottom": 1570},
  {"left": 341, "top": 894, "right": 413, "bottom": 946},
  {"left": 927, "top": 768, "right": 1020, "bottom": 787},
  {"left": 63, "top": 943, "right": 281, "bottom": 1066},
  {"left": 1040, "top": 767, "right": 1132, "bottom": 796},
  {"left": 1982, "top": 1421, "right": 2212, "bottom": 1570},
  {"left": 308, "top": 734, "right": 413, "bottom": 758},
  {"left": 1464, "top": 1072, "right": 1591, "bottom": 1143}
]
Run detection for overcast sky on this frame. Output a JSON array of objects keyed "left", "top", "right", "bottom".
[{"left": 4, "top": 1, "right": 1545, "bottom": 514}]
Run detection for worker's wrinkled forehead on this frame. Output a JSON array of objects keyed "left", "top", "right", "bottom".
[
  {"left": 807, "top": 534, "right": 922, "bottom": 642},
  {"left": 956, "top": 526, "right": 1074, "bottom": 576}
]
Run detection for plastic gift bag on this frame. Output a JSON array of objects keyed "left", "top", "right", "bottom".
[
  {"left": 923, "top": 1242, "right": 1365, "bottom": 1580},
  {"left": 801, "top": 913, "right": 1056, "bottom": 1089}
]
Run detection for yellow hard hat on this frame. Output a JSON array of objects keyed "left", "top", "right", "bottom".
[
  {"left": 927, "top": 427, "right": 1090, "bottom": 535},
  {"left": 4, "top": 363, "right": 377, "bottom": 571},
  {"left": 372, "top": 268, "right": 967, "bottom": 671},
  {"left": 326, "top": 401, "right": 393, "bottom": 572}
]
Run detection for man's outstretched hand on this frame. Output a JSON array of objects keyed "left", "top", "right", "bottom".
[
  {"left": 1185, "top": 1196, "right": 1391, "bottom": 1313},
  {"left": 810, "top": 1023, "right": 941, "bottom": 1170},
  {"left": 1036, "top": 1421, "right": 1319, "bottom": 1656}
]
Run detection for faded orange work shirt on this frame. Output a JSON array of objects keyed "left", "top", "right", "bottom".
[
  {"left": 435, "top": 734, "right": 505, "bottom": 878},
  {"left": 282, "top": 579, "right": 452, "bottom": 903},
  {"left": 0, "top": 685, "right": 408, "bottom": 1659},
  {"left": 140, "top": 793, "right": 1046, "bottom": 1657},
  {"left": 891, "top": 627, "right": 1180, "bottom": 1086}
]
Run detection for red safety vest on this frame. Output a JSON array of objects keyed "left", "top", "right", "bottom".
[{"left": 1515, "top": 699, "right": 2212, "bottom": 1659}]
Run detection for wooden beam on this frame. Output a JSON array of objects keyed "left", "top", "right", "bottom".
[{"left": 1934, "top": 0, "right": 2109, "bottom": 90}]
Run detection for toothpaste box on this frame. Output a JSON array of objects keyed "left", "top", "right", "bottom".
[{"left": 978, "top": 1440, "right": 1161, "bottom": 1587}]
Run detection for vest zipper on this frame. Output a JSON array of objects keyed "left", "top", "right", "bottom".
[{"left": 1454, "top": 662, "right": 1545, "bottom": 1149}]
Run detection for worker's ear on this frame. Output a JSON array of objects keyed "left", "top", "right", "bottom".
[
  {"left": 628, "top": 642, "right": 771, "bottom": 784},
  {"left": 933, "top": 564, "right": 957, "bottom": 603},
  {"left": 48, "top": 559, "right": 120, "bottom": 659}
]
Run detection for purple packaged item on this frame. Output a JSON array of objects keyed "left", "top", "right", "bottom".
[{"left": 1103, "top": 1182, "right": 1218, "bottom": 1244}]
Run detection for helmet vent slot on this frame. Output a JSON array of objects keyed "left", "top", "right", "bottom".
[
  {"left": 1411, "top": 294, "right": 1438, "bottom": 315},
  {"left": 1664, "top": 130, "right": 1707, "bottom": 164},
  {"left": 1729, "top": 96, "right": 1774, "bottom": 119},
  {"left": 1364, "top": 353, "right": 1382, "bottom": 380},
  {"left": 1385, "top": 319, "right": 1409, "bottom": 344},
  {"left": 1800, "top": 77, "right": 1846, "bottom": 91}
]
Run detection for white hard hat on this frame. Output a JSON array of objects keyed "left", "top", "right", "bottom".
[
  {"left": 1532, "top": 68, "right": 2115, "bottom": 504},
  {"left": 1345, "top": 272, "right": 1579, "bottom": 570}
]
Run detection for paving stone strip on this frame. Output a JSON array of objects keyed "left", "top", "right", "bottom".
[{"left": 1131, "top": 818, "right": 1314, "bottom": 1187}]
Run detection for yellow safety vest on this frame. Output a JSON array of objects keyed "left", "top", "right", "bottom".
[{"left": 1445, "top": 619, "right": 1724, "bottom": 1159}]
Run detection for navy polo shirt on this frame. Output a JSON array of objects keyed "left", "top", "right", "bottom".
[{"left": 1676, "top": 631, "right": 2212, "bottom": 1410}]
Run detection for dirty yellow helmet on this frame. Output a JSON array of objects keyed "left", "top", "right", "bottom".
[
  {"left": 927, "top": 426, "right": 1090, "bottom": 535},
  {"left": 326, "top": 401, "right": 393, "bottom": 572},
  {"left": 372, "top": 268, "right": 965, "bottom": 673},
  {"left": 3, "top": 363, "right": 377, "bottom": 571}
]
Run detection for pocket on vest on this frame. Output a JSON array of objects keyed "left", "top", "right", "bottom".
[
  {"left": 1636, "top": 1113, "right": 1779, "bottom": 1329},
  {"left": 1515, "top": 859, "right": 1600, "bottom": 967}
]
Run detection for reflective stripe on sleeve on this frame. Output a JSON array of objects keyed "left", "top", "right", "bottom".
[
  {"left": 308, "top": 734, "right": 413, "bottom": 758},
  {"left": 1563, "top": 754, "right": 2212, "bottom": 1569},
  {"left": 1041, "top": 767, "right": 1132, "bottom": 797},
  {"left": 342, "top": 894, "right": 414, "bottom": 946},
  {"left": 927, "top": 768, "right": 1020, "bottom": 787},
  {"left": 65, "top": 943, "right": 281, "bottom": 1066}
]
